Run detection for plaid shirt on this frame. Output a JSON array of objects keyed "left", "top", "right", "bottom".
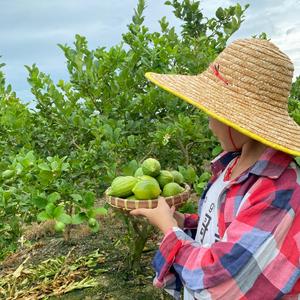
[{"left": 152, "top": 147, "right": 300, "bottom": 299}]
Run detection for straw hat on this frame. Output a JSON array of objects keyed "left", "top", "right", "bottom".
[{"left": 145, "top": 38, "right": 300, "bottom": 157}]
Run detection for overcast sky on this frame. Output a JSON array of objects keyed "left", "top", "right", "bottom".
[{"left": 0, "top": 0, "right": 300, "bottom": 104}]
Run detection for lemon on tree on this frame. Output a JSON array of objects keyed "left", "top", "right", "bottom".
[
  {"left": 88, "top": 218, "right": 97, "bottom": 227},
  {"left": 55, "top": 221, "right": 65, "bottom": 232}
]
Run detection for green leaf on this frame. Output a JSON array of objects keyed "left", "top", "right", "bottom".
[
  {"left": 21, "top": 158, "right": 32, "bottom": 168},
  {"left": 127, "top": 135, "right": 135, "bottom": 147},
  {"left": 197, "top": 182, "right": 207, "bottom": 188},
  {"left": 185, "top": 166, "right": 197, "bottom": 184},
  {"left": 37, "top": 211, "right": 51, "bottom": 222},
  {"left": 51, "top": 161, "right": 59, "bottom": 171},
  {"left": 37, "top": 170, "right": 53, "bottom": 185},
  {"left": 235, "top": 3, "right": 242, "bottom": 18},
  {"left": 103, "top": 124, "right": 113, "bottom": 139},
  {"left": 212, "top": 145, "right": 222, "bottom": 156},
  {"left": 199, "top": 171, "right": 211, "bottom": 182},
  {"left": 72, "top": 213, "right": 87, "bottom": 225},
  {"left": 216, "top": 7, "right": 224, "bottom": 20},
  {"left": 94, "top": 207, "right": 108, "bottom": 216},
  {"left": 224, "top": 24, "right": 233, "bottom": 35},
  {"left": 71, "top": 193, "right": 83, "bottom": 202},
  {"left": 83, "top": 191, "right": 95, "bottom": 208},
  {"left": 178, "top": 166, "right": 196, "bottom": 184},
  {"left": 32, "top": 196, "right": 48, "bottom": 209},
  {"left": 56, "top": 213, "right": 72, "bottom": 224},
  {"left": 61, "top": 163, "right": 70, "bottom": 172},
  {"left": 86, "top": 209, "right": 95, "bottom": 219},
  {"left": 45, "top": 203, "right": 56, "bottom": 217},
  {"left": 48, "top": 192, "right": 61, "bottom": 203},
  {"left": 88, "top": 217, "right": 97, "bottom": 227},
  {"left": 46, "top": 156, "right": 54, "bottom": 163},
  {"left": 15, "top": 163, "right": 23, "bottom": 175},
  {"left": 53, "top": 206, "right": 65, "bottom": 218},
  {"left": 2, "top": 170, "right": 14, "bottom": 179},
  {"left": 121, "top": 159, "right": 139, "bottom": 176},
  {"left": 22, "top": 151, "right": 36, "bottom": 167},
  {"left": 231, "top": 17, "right": 238, "bottom": 31},
  {"left": 38, "top": 163, "right": 51, "bottom": 171}
]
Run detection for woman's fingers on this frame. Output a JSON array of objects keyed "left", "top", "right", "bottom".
[
  {"left": 130, "top": 208, "right": 149, "bottom": 217},
  {"left": 170, "top": 205, "right": 176, "bottom": 214},
  {"left": 157, "top": 197, "right": 168, "bottom": 207}
]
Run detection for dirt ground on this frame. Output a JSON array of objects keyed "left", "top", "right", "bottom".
[{"left": 0, "top": 205, "right": 175, "bottom": 300}]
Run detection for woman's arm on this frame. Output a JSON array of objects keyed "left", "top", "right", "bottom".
[{"left": 153, "top": 179, "right": 300, "bottom": 299}]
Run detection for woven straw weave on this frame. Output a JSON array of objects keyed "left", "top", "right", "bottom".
[{"left": 145, "top": 38, "right": 300, "bottom": 157}]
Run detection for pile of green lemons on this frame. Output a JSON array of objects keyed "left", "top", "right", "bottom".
[{"left": 107, "top": 158, "right": 186, "bottom": 200}]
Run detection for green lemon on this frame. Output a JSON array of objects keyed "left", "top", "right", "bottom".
[
  {"left": 54, "top": 221, "right": 65, "bottom": 232},
  {"left": 132, "top": 180, "right": 161, "bottom": 200},
  {"left": 134, "top": 167, "right": 144, "bottom": 177},
  {"left": 108, "top": 176, "right": 138, "bottom": 198},
  {"left": 137, "top": 175, "right": 159, "bottom": 185},
  {"left": 171, "top": 170, "right": 184, "bottom": 185},
  {"left": 141, "top": 158, "right": 161, "bottom": 177},
  {"left": 88, "top": 218, "right": 97, "bottom": 227},
  {"left": 162, "top": 182, "right": 185, "bottom": 197},
  {"left": 156, "top": 170, "right": 174, "bottom": 188}
]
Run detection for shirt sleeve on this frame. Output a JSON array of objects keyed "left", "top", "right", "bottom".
[
  {"left": 183, "top": 213, "right": 199, "bottom": 229},
  {"left": 152, "top": 178, "right": 300, "bottom": 299}
]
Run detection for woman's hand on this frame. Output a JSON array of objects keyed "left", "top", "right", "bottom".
[
  {"left": 173, "top": 210, "right": 185, "bottom": 229},
  {"left": 130, "top": 197, "right": 178, "bottom": 234}
]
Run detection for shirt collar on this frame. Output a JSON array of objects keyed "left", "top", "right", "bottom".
[{"left": 210, "top": 147, "right": 293, "bottom": 179}]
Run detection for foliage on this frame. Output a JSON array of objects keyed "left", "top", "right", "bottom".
[
  {"left": 290, "top": 76, "right": 300, "bottom": 102},
  {"left": 0, "top": 148, "right": 107, "bottom": 259},
  {"left": 5, "top": 0, "right": 294, "bottom": 268}
]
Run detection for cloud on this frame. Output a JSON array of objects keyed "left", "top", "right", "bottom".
[
  {"left": 1, "top": 0, "right": 300, "bottom": 103},
  {"left": 0, "top": 0, "right": 140, "bottom": 100},
  {"left": 0, "top": 0, "right": 184, "bottom": 100},
  {"left": 225, "top": 0, "right": 300, "bottom": 78}
]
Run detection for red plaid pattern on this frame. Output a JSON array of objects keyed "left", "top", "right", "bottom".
[{"left": 152, "top": 148, "right": 300, "bottom": 299}]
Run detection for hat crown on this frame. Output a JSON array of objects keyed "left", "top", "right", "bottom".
[
  {"left": 211, "top": 38, "right": 294, "bottom": 107},
  {"left": 145, "top": 37, "right": 300, "bottom": 156}
]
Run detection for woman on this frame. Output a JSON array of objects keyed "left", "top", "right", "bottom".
[{"left": 130, "top": 38, "right": 300, "bottom": 299}]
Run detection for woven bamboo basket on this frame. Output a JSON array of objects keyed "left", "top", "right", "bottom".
[{"left": 105, "top": 183, "right": 191, "bottom": 211}]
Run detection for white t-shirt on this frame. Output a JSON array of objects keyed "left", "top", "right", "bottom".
[{"left": 184, "top": 158, "right": 237, "bottom": 299}]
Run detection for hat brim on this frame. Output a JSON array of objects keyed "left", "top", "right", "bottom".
[{"left": 145, "top": 71, "right": 300, "bottom": 157}]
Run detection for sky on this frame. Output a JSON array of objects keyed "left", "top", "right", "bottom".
[{"left": 0, "top": 0, "right": 300, "bottom": 105}]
